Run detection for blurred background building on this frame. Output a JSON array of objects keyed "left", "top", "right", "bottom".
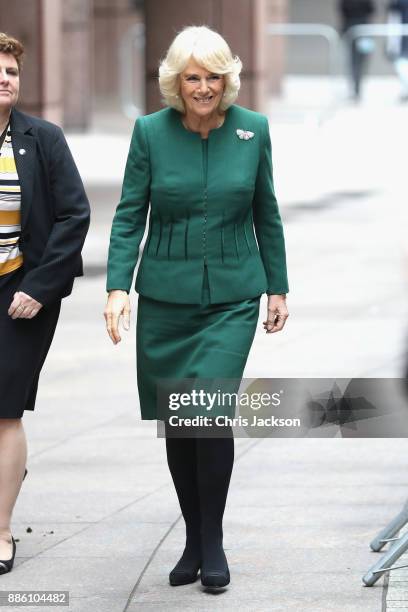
[
  {"left": 0, "top": 0, "right": 401, "bottom": 130},
  {"left": 3, "top": 6, "right": 408, "bottom": 603}
]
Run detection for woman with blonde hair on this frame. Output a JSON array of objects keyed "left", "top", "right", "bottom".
[{"left": 105, "top": 25, "right": 289, "bottom": 589}]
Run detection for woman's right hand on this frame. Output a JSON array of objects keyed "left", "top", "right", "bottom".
[{"left": 104, "top": 290, "right": 131, "bottom": 345}]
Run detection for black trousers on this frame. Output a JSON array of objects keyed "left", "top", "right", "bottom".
[{"left": 343, "top": 20, "right": 373, "bottom": 97}]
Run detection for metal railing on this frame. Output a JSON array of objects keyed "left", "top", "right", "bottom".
[
  {"left": 119, "top": 22, "right": 408, "bottom": 121},
  {"left": 120, "top": 22, "right": 145, "bottom": 120},
  {"left": 363, "top": 500, "right": 408, "bottom": 586},
  {"left": 266, "top": 23, "right": 341, "bottom": 79},
  {"left": 266, "top": 23, "right": 342, "bottom": 123},
  {"left": 345, "top": 22, "right": 408, "bottom": 43}
]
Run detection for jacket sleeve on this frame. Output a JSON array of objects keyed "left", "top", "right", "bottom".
[
  {"left": 106, "top": 117, "right": 150, "bottom": 293},
  {"left": 18, "top": 126, "right": 90, "bottom": 305},
  {"left": 252, "top": 116, "right": 289, "bottom": 295}
]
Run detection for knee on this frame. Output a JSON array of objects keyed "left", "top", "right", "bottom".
[{"left": 0, "top": 418, "right": 22, "bottom": 433}]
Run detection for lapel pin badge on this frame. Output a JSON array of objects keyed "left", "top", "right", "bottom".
[
  {"left": 19, "top": 148, "right": 26, "bottom": 155},
  {"left": 236, "top": 129, "right": 254, "bottom": 140}
]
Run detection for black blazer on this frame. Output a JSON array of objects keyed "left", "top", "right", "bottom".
[{"left": 9, "top": 108, "right": 90, "bottom": 306}]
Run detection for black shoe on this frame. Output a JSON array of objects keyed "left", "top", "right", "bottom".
[
  {"left": 169, "top": 549, "right": 201, "bottom": 586},
  {"left": 201, "top": 567, "right": 230, "bottom": 588},
  {"left": 200, "top": 543, "right": 230, "bottom": 588},
  {"left": 169, "top": 564, "right": 200, "bottom": 586},
  {"left": 0, "top": 537, "right": 16, "bottom": 575}
]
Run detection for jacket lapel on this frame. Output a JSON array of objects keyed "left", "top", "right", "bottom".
[{"left": 10, "top": 108, "right": 36, "bottom": 230}]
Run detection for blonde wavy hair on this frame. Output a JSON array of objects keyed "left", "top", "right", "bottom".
[{"left": 158, "top": 25, "right": 242, "bottom": 113}]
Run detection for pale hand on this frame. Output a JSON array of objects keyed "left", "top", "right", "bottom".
[
  {"left": 104, "top": 290, "right": 131, "bottom": 345},
  {"left": 8, "top": 291, "right": 43, "bottom": 319},
  {"left": 262, "top": 294, "right": 289, "bottom": 334}
]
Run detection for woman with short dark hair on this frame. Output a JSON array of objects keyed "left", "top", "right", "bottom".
[{"left": 0, "top": 32, "right": 90, "bottom": 575}]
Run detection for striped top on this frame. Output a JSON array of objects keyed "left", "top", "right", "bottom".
[{"left": 0, "top": 126, "right": 23, "bottom": 276}]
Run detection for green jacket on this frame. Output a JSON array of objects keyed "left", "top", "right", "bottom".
[{"left": 106, "top": 104, "right": 289, "bottom": 304}]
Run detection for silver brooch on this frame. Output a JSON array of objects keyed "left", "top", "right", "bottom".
[{"left": 236, "top": 129, "right": 254, "bottom": 140}]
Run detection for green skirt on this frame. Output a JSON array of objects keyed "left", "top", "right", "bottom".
[{"left": 136, "top": 265, "right": 261, "bottom": 420}]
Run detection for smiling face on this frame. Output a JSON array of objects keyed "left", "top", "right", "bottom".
[
  {"left": 0, "top": 52, "right": 20, "bottom": 113},
  {"left": 179, "top": 57, "right": 224, "bottom": 119}
]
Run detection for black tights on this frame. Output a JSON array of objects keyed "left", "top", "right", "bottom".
[{"left": 165, "top": 423, "right": 234, "bottom": 573}]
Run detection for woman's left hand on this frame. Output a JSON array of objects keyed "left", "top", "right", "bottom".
[
  {"left": 8, "top": 291, "right": 43, "bottom": 319},
  {"left": 263, "top": 294, "right": 289, "bottom": 334}
]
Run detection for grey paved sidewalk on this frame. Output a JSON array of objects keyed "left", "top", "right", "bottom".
[
  {"left": 1, "top": 100, "right": 408, "bottom": 611},
  {"left": 387, "top": 527, "right": 408, "bottom": 612}
]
